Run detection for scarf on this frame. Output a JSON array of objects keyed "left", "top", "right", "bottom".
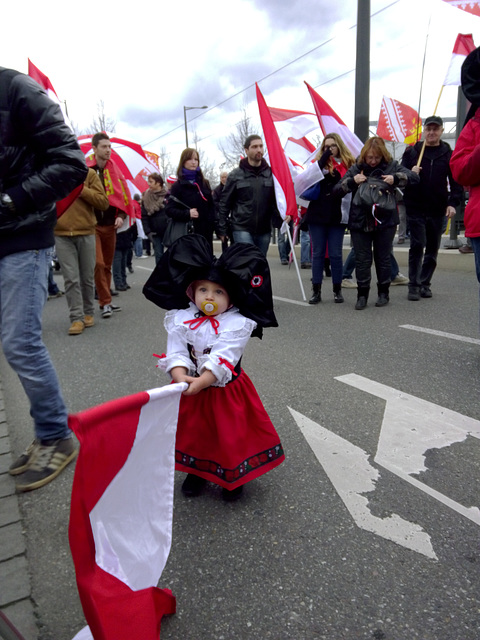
[
  {"left": 182, "top": 167, "right": 201, "bottom": 182},
  {"left": 142, "top": 187, "right": 167, "bottom": 215}
]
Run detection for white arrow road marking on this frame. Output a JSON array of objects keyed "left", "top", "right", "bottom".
[
  {"left": 400, "top": 324, "right": 480, "bottom": 345},
  {"left": 289, "top": 407, "right": 438, "bottom": 560},
  {"left": 336, "top": 374, "right": 480, "bottom": 526}
]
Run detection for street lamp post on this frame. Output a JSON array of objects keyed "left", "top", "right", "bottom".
[{"left": 183, "top": 105, "right": 208, "bottom": 147}]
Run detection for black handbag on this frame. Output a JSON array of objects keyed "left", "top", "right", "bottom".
[
  {"left": 354, "top": 171, "right": 397, "bottom": 212},
  {"left": 163, "top": 218, "right": 194, "bottom": 247}
]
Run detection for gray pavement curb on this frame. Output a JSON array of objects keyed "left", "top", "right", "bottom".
[{"left": 0, "top": 382, "right": 38, "bottom": 639}]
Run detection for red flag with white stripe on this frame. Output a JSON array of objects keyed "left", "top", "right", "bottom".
[
  {"left": 69, "top": 383, "right": 186, "bottom": 640},
  {"left": 304, "top": 82, "right": 363, "bottom": 158},
  {"left": 376, "top": 96, "right": 422, "bottom": 145},
  {"left": 443, "top": 33, "right": 476, "bottom": 85},
  {"left": 28, "top": 59, "right": 72, "bottom": 129},
  {"left": 256, "top": 84, "right": 297, "bottom": 220}
]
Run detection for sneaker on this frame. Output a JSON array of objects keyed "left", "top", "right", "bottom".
[
  {"left": 110, "top": 304, "right": 122, "bottom": 312},
  {"left": 15, "top": 438, "right": 77, "bottom": 492},
  {"left": 301, "top": 262, "right": 312, "bottom": 269},
  {"left": 181, "top": 473, "right": 206, "bottom": 497},
  {"left": 9, "top": 439, "right": 39, "bottom": 476},
  {"left": 83, "top": 315, "right": 95, "bottom": 328},
  {"left": 342, "top": 278, "right": 357, "bottom": 289},
  {"left": 408, "top": 287, "right": 420, "bottom": 301},
  {"left": 281, "top": 259, "right": 288, "bottom": 265},
  {"left": 420, "top": 286, "right": 432, "bottom": 298},
  {"left": 48, "top": 290, "right": 64, "bottom": 300},
  {"left": 391, "top": 273, "right": 408, "bottom": 286},
  {"left": 101, "top": 304, "right": 113, "bottom": 318}
]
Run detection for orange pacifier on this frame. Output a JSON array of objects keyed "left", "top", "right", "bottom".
[{"left": 201, "top": 300, "right": 218, "bottom": 316}]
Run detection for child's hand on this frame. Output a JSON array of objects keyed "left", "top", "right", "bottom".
[{"left": 182, "top": 377, "right": 205, "bottom": 396}]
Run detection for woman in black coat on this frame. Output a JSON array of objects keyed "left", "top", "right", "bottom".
[
  {"left": 334, "top": 137, "right": 419, "bottom": 310},
  {"left": 165, "top": 148, "right": 214, "bottom": 248}
]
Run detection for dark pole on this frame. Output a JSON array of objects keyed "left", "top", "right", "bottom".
[
  {"left": 354, "top": 0, "right": 370, "bottom": 143},
  {"left": 184, "top": 107, "right": 189, "bottom": 148}
]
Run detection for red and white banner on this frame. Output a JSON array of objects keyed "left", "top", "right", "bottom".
[
  {"left": 268, "top": 107, "right": 319, "bottom": 144},
  {"left": 284, "top": 136, "right": 317, "bottom": 166},
  {"left": 443, "top": 33, "right": 476, "bottom": 85},
  {"left": 28, "top": 59, "right": 72, "bottom": 130},
  {"left": 376, "top": 96, "right": 422, "bottom": 145},
  {"left": 256, "top": 84, "right": 298, "bottom": 221},
  {"left": 69, "top": 383, "right": 187, "bottom": 640},
  {"left": 442, "top": 1, "right": 480, "bottom": 18},
  {"left": 305, "top": 82, "right": 363, "bottom": 158}
]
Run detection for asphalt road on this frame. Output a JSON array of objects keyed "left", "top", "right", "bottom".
[{"left": 2, "top": 249, "right": 480, "bottom": 640}]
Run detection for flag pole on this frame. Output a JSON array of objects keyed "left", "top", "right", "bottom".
[
  {"left": 286, "top": 221, "right": 306, "bottom": 301},
  {"left": 417, "top": 84, "right": 444, "bottom": 165}
]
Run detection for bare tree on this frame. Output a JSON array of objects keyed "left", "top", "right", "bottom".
[
  {"left": 217, "top": 106, "right": 259, "bottom": 170},
  {"left": 156, "top": 146, "right": 174, "bottom": 180},
  {"left": 86, "top": 100, "right": 116, "bottom": 134},
  {"left": 192, "top": 131, "right": 218, "bottom": 186}
]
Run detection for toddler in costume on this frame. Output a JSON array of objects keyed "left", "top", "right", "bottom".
[{"left": 143, "top": 234, "right": 285, "bottom": 501}]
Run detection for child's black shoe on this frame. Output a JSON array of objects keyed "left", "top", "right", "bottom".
[
  {"left": 181, "top": 473, "right": 206, "bottom": 497},
  {"left": 222, "top": 485, "right": 244, "bottom": 502}
]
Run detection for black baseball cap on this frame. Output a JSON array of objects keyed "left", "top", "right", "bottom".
[{"left": 424, "top": 116, "right": 443, "bottom": 126}]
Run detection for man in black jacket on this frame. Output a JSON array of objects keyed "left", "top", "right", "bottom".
[
  {"left": 218, "top": 135, "right": 279, "bottom": 256},
  {"left": 0, "top": 67, "right": 88, "bottom": 491},
  {"left": 402, "top": 116, "right": 463, "bottom": 300}
]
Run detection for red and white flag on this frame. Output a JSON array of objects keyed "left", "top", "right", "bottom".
[
  {"left": 442, "top": 1, "right": 480, "bottom": 18},
  {"left": 256, "top": 84, "right": 298, "bottom": 220},
  {"left": 284, "top": 136, "right": 317, "bottom": 166},
  {"left": 69, "top": 383, "right": 187, "bottom": 640},
  {"left": 268, "top": 107, "right": 319, "bottom": 144},
  {"left": 443, "top": 33, "right": 476, "bottom": 85},
  {"left": 305, "top": 82, "right": 363, "bottom": 158},
  {"left": 28, "top": 59, "right": 72, "bottom": 129},
  {"left": 376, "top": 96, "right": 422, "bottom": 145}
]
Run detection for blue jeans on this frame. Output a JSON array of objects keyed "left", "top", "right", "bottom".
[
  {"left": 300, "top": 230, "right": 311, "bottom": 264},
  {"left": 232, "top": 230, "right": 271, "bottom": 256},
  {"left": 152, "top": 235, "right": 164, "bottom": 265},
  {"left": 309, "top": 222, "right": 345, "bottom": 285},
  {"left": 0, "top": 248, "right": 69, "bottom": 441},
  {"left": 470, "top": 237, "right": 480, "bottom": 334},
  {"left": 134, "top": 236, "right": 143, "bottom": 257}
]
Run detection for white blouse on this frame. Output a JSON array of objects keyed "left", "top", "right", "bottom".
[{"left": 158, "top": 303, "right": 257, "bottom": 387}]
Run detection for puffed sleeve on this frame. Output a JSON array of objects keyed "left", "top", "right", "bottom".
[{"left": 158, "top": 310, "right": 196, "bottom": 376}]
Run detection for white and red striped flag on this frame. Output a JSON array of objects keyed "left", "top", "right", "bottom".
[
  {"left": 442, "top": 1, "right": 480, "bottom": 18},
  {"left": 443, "top": 33, "right": 476, "bottom": 85},
  {"left": 69, "top": 383, "right": 187, "bottom": 640},
  {"left": 256, "top": 84, "right": 298, "bottom": 220},
  {"left": 304, "top": 82, "right": 363, "bottom": 158},
  {"left": 376, "top": 96, "right": 422, "bottom": 145}
]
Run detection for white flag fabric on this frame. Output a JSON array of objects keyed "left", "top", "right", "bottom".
[{"left": 443, "top": 33, "right": 476, "bottom": 85}]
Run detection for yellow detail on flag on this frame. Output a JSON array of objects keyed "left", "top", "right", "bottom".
[
  {"left": 444, "top": 218, "right": 451, "bottom": 236},
  {"left": 120, "top": 180, "right": 129, "bottom": 207},
  {"left": 103, "top": 169, "right": 114, "bottom": 197}
]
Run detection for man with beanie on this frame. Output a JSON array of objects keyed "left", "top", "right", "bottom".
[{"left": 402, "top": 116, "right": 463, "bottom": 300}]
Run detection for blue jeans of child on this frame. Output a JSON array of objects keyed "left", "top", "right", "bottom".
[
  {"left": 232, "top": 230, "right": 271, "bottom": 256},
  {"left": 0, "top": 248, "right": 69, "bottom": 441}
]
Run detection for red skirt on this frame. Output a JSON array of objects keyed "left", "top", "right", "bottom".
[{"left": 175, "top": 370, "right": 285, "bottom": 489}]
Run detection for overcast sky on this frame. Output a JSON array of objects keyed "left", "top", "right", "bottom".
[{"left": 2, "top": 0, "right": 480, "bottom": 176}]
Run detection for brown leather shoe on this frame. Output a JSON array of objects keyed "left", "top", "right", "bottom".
[{"left": 68, "top": 320, "right": 85, "bottom": 335}]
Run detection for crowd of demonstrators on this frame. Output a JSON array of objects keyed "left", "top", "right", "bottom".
[
  {"left": 141, "top": 173, "right": 168, "bottom": 264},
  {"left": 218, "top": 135, "right": 280, "bottom": 256},
  {"left": 334, "top": 136, "right": 420, "bottom": 310},
  {"left": 165, "top": 148, "right": 215, "bottom": 248},
  {"left": 1, "top": 66, "right": 87, "bottom": 492},
  {"left": 402, "top": 116, "right": 463, "bottom": 301},
  {"left": 305, "top": 133, "right": 356, "bottom": 305}
]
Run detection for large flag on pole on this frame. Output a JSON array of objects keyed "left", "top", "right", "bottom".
[
  {"left": 376, "top": 96, "right": 422, "bottom": 145},
  {"left": 256, "top": 84, "right": 297, "bottom": 220},
  {"left": 304, "top": 82, "right": 363, "bottom": 158},
  {"left": 442, "top": 1, "right": 480, "bottom": 18},
  {"left": 28, "top": 60, "right": 83, "bottom": 215},
  {"left": 443, "top": 33, "right": 476, "bottom": 85},
  {"left": 69, "top": 383, "right": 187, "bottom": 640}
]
